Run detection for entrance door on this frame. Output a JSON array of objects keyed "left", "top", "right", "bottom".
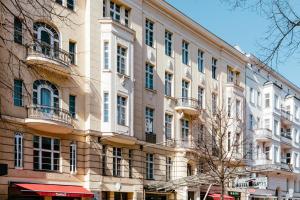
[{"left": 188, "top": 191, "right": 195, "bottom": 200}]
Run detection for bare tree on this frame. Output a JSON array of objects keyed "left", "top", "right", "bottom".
[
  {"left": 222, "top": 0, "right": 300, "bottom": 67},
  {"left": 191, "top": 102, "right": 251, "bottom": 200}
]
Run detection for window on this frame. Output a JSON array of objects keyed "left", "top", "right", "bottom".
[
  {"left": 33, "top": 80, "right": 59, "bottom": 110},
  {"left": 70, "top": 142, "right": 76, "bottom": 173},
  {"left": 181, "top": 119, "right": 189, "bottom": 141},
  {"left": 33, "top": 136, "right": 60, "bottom": 171},
  {"left": 69, "top": 41, "right": 76, "bottom": 64},
  {"left": 166, "top": 157, "right": 172, "bottom": 181},
  {"left": 110, "top": 1, "right": 121, "bottom": 22},
  {"left": 165, "top": 114, "right": 172, "bottom": 140},
  {"left": 182, "top": 40, "right": 189, "bottom": 65},
  {"left": 145, "top": 107, "right": 154, "bottom": 133},
  {"left": 274, "top": 95, "right": 279, "bottom": 109},
  {"left": 250, "top": 88, "right": 255, "bottom": 104},
  {"left": 264, "top": 119, "right": 270, "bottom": 130},
  {"left": 227, "top": 132, "right": 231, "bottom": 151},
  {"left": 295, "top": 129, "right": 299, "bottom": 143},
  {"left": 182, "top": 80, "right": 189, "bottom": 98},
  {"left": 14, "top": 17, "right": 22, "bottom": 44},
  {"left": 235, "top": 133, "right": 240, "bottom": 153},
  {"left": 274, "top": 120, "right": 279, "bottom": 135},
  {"left": 236, "top": 100, "right": 241, "bottom": 119},
  {"left": 113, "top": 147, "right": 122, "bottom": 177},
  {"left": 198, "top": 87, "right": 204, "bottom": 109},
  {"left": 117, "top": 45, "right": 127, "bottom": 74},
  {"left": 212, "top": 58, "right": 217, "bottom": 79},
  {"left": 125, "top": 8, "right": 130, "bottom": 27},
  {"left": 274, "top": 146, "right": 279, "bottom": 163},
  {"left": 67, "top": 0, "right": 74, "bottom": 10},
  {"left": 129, "top": 150, "right": 133, "bottom": 178},
  {"left": 165, "top": 30, "right": 172, "bottom": 56},
  {"left": 103, "top": 42, "right": 109, "bottom": 69},
  {"left": 145, "top": 63, "right": 154, "bottom": 89},
  {"left": 227, "top": 67, "right": 234, "bottom": 83},
  {"left": 265, "top": 93, "right": 270, "bottom": 108},
  {"left": 295, "top": 153, "right": 299, "bottom": 168},
  {"left": 69, "top": 95, "right": 76, "bottom": 118},
  {"left": 249, "top": 114, "right": 253, "bottom": 130},
  {"left": 257, "top": 91, "right": 261, "bottom": 107},
  {"left": 103, "top": 92, "right": 109, "bottom": 122},
  {"left": 212, "top": 93, "right": 217, "bottom": 114},
  {"left": 165, "top": 72, "right": 172, "bottom": 96},
  {"left": 145, "top": 19, "right": 154, "bottom": 47},
  {"left": 198, "top": 50, "right": 204, "bottom": 73},
  {"left": 187, "top": 163, "right": 192, "bottom": 176},
  {"left": 265, "top": 146, "right": 270, "bottom": 160},
  {"left": 295, "top": 106, "right": 299, "bottom": 120},
  {"left": 103, "top": 0, "right": 106, "bottom": 17},
  {"left": 14, "top": 79, "right": 23, "bottom": 106},
  {"left": 146, "top": 153, "right": 154, "bottom": 179},
  {"left": 227, "top": 98, "right": 232, "bottom": 117},
  {"left": 102, "top": 145, "right": 107, "bottom": 175},
  {"left": 15, "top": 133, "right": 23, "bottom": 168},
  {"left": 117, "top": 96, "right": 126, "bottom": 125},
  {"left": 198, "top": 124, "right": 204, "bottom": 142}
]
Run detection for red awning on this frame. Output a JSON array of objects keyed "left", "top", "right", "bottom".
[
  {"left": 209, "top": 194, "right": 235, "bottom": 200},
  {"left": 16, "top": 183, "right": 94, "bottom": 198}
]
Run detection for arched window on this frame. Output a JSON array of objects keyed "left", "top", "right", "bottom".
[
  {"left": 33, "top": 80, "right": 59, "bottom": 112},
  {"left": 33, "top": 22, "right": 59, "bottom": 57}
]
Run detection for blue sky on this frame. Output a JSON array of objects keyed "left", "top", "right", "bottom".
[{"left": 165, "top": 0, "right": 300, "bottom": 87}]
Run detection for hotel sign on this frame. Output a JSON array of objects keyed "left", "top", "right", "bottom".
[{"left": 234, "top": 177, "right": 268, "bottom": 189}]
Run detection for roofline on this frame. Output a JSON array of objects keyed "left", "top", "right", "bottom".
[{"left": 146, "top": 0, "right": 247, "bottom": 63}]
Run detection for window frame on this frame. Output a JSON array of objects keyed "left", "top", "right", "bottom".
[
  {"left": 145, "top": 63, "right": 154, "bottom": 90},
  {"left": 103, "top": 92, "right": 109, "bottom": 122},
  {"left": 117, "top": 45, "right": 127, "bottom": 75},
  {"left": 103, "top": 41, "right": 110, "bottom": 69},
  {"left": 14, "top": 17, "right": 23, "bottom": 44},
  {"left": 15, "top": 132, "right": 23, "bottom": 168},
  {"left": 145, "top": 19, "right": 154, "bottom": 47},
  {"left": 181, "top": 118, "right": 189, "bottom": 141},
  {"left": 69, "top": 95, "right": 76, "bottom": 118},
  {"left": 198, "top": 50, "right": 204, "bottom": 73},
  {"left": 14, "top": 79, "right": 23, "bottom": 107},
  {"left": 166, "top": 157, "right": 172, "bottom": 181},
  {"left": 69, "top": 41, "right": 76, "bottom": 65},
  {"left": 113, "top": 147, "right": 122, "bottom": 177},
  {"left": 110, "top": 1, "right": 121, "bottom": 22},
  {"left": 182, "top": 40, "right": 189, "bottom": 65},
  {"left": 165, "top": 30, "right": 173, "bottom": 56},
  {"left": 117, "top": 95, "right": 127, "bottom": 126},
  {"left": 212, "top": 58, "right": 217, "bottom": 79},
  {"left": 164, "top": 72, "right": 172, "bottom": 96},
  {"left": 145, "top": 107, "right": 154, "bottom": 134},
  {"left": 165, "top": 113, "right": 172, "bottom": 140},
  {"left": 70, "top": 142, "right": 77, "bottom": 173},
  {"left": 146, "top": 153, "right": 154, "bottom": 180}
]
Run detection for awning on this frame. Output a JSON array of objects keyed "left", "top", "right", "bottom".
[
  {"left": 209, "top": 194, "right": 235, "bottom": 200},
  {"left": 16, "top": 183, "right": 94, "bottom": 198}
]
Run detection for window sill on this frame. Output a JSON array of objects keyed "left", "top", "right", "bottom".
[
  {"left": 33, "top": 169, "right": 61, "bottom": 173},
  {"left": 15, "top": 167, "right": 23, "bottom": 170},
  {"left": 117, "top": 123, "right": 129, "bottom": 128},
  {"left": 145, "top": 88, "right": 157, "bottom": 94},
  {"left": 164, "top": 95, "right": 175, "bottom": 101},
  {"left": 146, "top": 178, "right": 155, "bottom": 180},
  {"left": 146, "top": 44, "right": 155, "bottom": 49},
  {"left": 117, "top": 72, "right": 130, "bottom": 79}
]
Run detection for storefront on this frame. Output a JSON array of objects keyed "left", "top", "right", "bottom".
[
  {"left": 145, "top": 193, "right": 167, "bottom": 200},
  {"left": 8, "top": 183, "right": 94, "bottom": 200}
]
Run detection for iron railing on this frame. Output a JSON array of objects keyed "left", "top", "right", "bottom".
[
  {"left": 175, "top": 97, "right": 201, "bottom": 110},
  {"left": 27, "top": 105, "right": 72, "bottom": 125},
  {"left": 26, "top": 42, "right": 71, "bottom": 66},
  {"left": 145, "top": 132, "right": 156, "bottom": 144}
]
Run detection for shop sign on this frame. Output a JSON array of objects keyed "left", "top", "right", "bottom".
[{"left": 234, "top": 177, "right": 268, "bottom": 189}]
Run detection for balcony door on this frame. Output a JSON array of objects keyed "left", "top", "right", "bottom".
[
  {"left": 40, "top": 87, "right": 52, "bottom": 113},
  {"left": 40, "top": 29, "right": 52, "bottom": 56}
]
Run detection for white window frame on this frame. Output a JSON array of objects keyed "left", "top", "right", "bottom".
[
  {"left": 103, "top": 41, "right": 110, "bottom": 69},
  {"left": 165, "top": 30, "right": 172, "bottom": 56},
  {"left": 145, "top": 19, "right": 154, "bottom": 47},
  {"left": 198, "top": 87, "right": 204, "bottom": 109},
  {"left": 165, "top": 72, "right": 172, "bottom": 96},
  {"left": 181, "top": 119, "right": 189, "bottom": 141},
  {"left": 198, "top": 50, "right": 204, "bottom": 73},
  {"left": 274, "top": 120, "right": 279, "bottom": 136},
  {"left": 103, "top": 92, "right": 109, "bottom": 122},
  {"left": 265, "top": 93, "right": 270, "bottom": 108},
  {"left": 274, "top": 95, "right": 279, "bottom": 109},
  {"left": 165, "top": 113, "right": 172, "bottom": 140},
  {"left": 15, "top": 132, "right": 23, "bottom": 168},
  {"left": 117, "top": 95, "right": 127, "bottom": 126},
  {"left": 182, "top": 40, "right": 189, "bottom": 65},
  {"left": 212, "top": 58, "right": 217, "bottom": 79},
  {"left": 145, "top": 63, "right": 154, "bottom": 90},
  {"left": 166, "top": 157, "right": 172, "bottom": 181},
  {"left": 257, "top": 91, "right": 261, "bottom": 107},
  {"left": 182, "top": 80, "right": 189, "bottom": 98},
  {"left": 70, "top": 142, "right": 77, "bottom": 173},
  {"left": 145, "top": 107, "right": 154, "bottom": 133},
  {"left": 212, "top": 93, "right": 217, "bottom": 113},
  {"left": 146, "top": 153, "right": 154, "bottom": 179},
  {"left": 117, "top": 45, "right": 127, "bottom": 74},
  {"left": 110, "top": 1, "right": 121, "bottom": 22},
  {"left": 113, "top": 147, "right": 122, "bottom": 177}
]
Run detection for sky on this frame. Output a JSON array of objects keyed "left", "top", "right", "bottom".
[{"left": 165, "top": 0, "right": 300, "bottom": 87}]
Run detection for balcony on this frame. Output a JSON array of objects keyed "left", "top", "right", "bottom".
[
  {"left": 174, "top": 98, "right": 201, "bottom": 116},
  {"left": 145, "top": 132, "right": 156, "bottom": 144},
  {"left": 25, "top": 105, "right": 73, "bottom": 134},
  {"left": 254, "top": 129, "right": 273, "bottom": 141},
  {"left": 25, "top": 42, "right": 71, "bottom": 75},
  {"left": 281, "top": 109, "right": 293, "bottom": 125},
  {"left": 281, "top": 159, "right": 293, "bottom": 172},
  {"left": 281, "top": 132, "right": 292, "bottom": 147},
  {"left": 225, "top": 81, "right": 244, "bottom": 95}
]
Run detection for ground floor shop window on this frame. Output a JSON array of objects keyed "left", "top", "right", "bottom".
[
  {"left": 145, "top": 194, "right": 167, "bottom": 200},
  {"left": 114, "top": 192, "right": 128, "bottom": 200}
]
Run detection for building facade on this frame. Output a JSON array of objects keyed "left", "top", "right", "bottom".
[{"left": 1, "top": 0, "right": 299, "bottom": 200}]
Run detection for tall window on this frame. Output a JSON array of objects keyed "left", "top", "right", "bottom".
[
  {"left": 274, "top": 120, "right": 279, "bottom": 135},
  {"left": 70, "top": 142, "right": 77, "bottom": 173},
  {"left": 182, "top": 40, "right": 189, "bottom": 65},
  {"left": 145, "top": 63, "right": 154, "bottom": 89},
  {"left": 236, "top": 100, "right": 241, "bottom": 119},
  {"left": 145, "top": 107, "right": 154, "bottom": 133},
  {"left": 102, "top": 0, "right": 106, "bottom": 17},
  {"left": 14, "top": 17, "right": 22, "bottom": 44},
  {"left": 113, "top": 147, "right": 122, "bottom": 177},
  {"left": 227, "top": 132, "right": 231, "bottom": 151},
  {"left": 69, "top": 41, "right": 76, "bottom": 65},
  {"left": 182, "top": 80, "right": 189, "bottom": 98},
  {"left": 33, "top": 136, "right": 60, "bottom": 171},
  {"left": 198, "top": 87, "right": 204, "bottom": 109},
  {"left": 103, "top": 42, "right": 109, "bottom": 69},
  {"left": 257, "top": 91, "right": 261, "bottom": 107},
  {"left": 33, "top": 80, "right": 59, "bottom": 111},
  {"left": 227, "top": 67, "right": 234, "bottom": 83},
  {"left": 165, "top": 114, "right": 172, "bottom": 140},
  {"left": 212, "top": 93, "right": 217, "bottom": 114},
  {"left": 165, "top": 30, "right": 172, "bottom": 56},
  {"left": 69, "top": 95, "right": 76, "bottom": 118},
  {"left": 125, "top": 8, "right": 130, "bottom": 27},
  {"left": 265, "top": 93, "right": 270, "bottom": 108},
  {"left": 146, "top": 153, "right": 154, "bottom": 179},
  {"left": 212, "top": 58, "right": 217, "bottom": 79},
  {"left": 129, "top": 149, "right": 133, "bottom": 178},
  {"left": 274, "top": 95, "right": 279, "bottom": 109},
  {"left": 227, "top": 97, "right": 232, "bottom": 117},
  {"left": 117, "top": 45, "right": 127, "bottom": 74},
  {"left": 103, "top": 92, "right": 109, "bottom": 122},
  {"left": 15, "top": 133, "right": 23, "bottom": 168},
  {"left": 164, "top": 72, "right": 172, "bottom": 96},
  {"left": 198, "top": 50, "right": 204, "bottom": 73},
  {"left": 181, "top": 119, "right": 189, "bottom": 141},
  {"left": 102, "top": 145, "right": 107, "bottom": 175},
  {"left": 274, "top": 146, "right": 279, "bottom": 163},
  {"left": 249, "top": 114, "right": 253, "bottom": 130},
  {"left": 145, "top": 19, "right": 154, "bottom": 47},
  {"left": 250, "top": 88, "right": 255, "bottom": 104},
  {"left": 67, "top": 0, "right": 75, "bottom": 10},
  {"left": 117, "top": 96, "right": 126, "bottom": 125},
  {"left": 14, "top": 79, "right": 23, "bottom": 107},
  {"left": 166, "top": 157, "right": 172, "bottom": 181},
  {"left": 110, "top": 1, "right": 121, "bottom": 22}
]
